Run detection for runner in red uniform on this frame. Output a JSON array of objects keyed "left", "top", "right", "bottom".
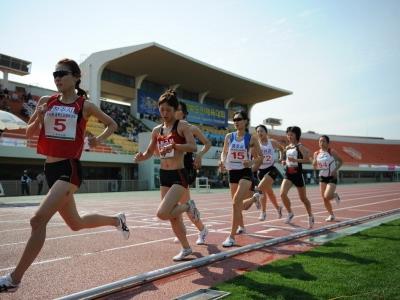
[
  {"left": 0, "top": 59, "right": 130, "bottom": 293},
  {"left": 173, "top": 101, "right": 211, "bottom": 245},
  {"left": 134, "top": 90, "right": 200, "bottom": 261}
]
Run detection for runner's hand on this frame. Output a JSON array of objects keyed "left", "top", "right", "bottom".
[
  {"left": 88, "top": 136, "right": 99, "bottom": 147},
  {"left": 193, "top": 156, "right": 202, "bottom": 169},
  {"left": 134, "top": 152, "right": 145, "bottom": 162}
]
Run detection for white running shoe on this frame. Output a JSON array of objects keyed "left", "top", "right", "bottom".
[
  {"left": 196, "top": 226, "right": 208, "bottom": 245},
  {"left": 222, "top": 236, "right": 236, "bottom": 247},
  {"left": 335, "top": 193, "right": 341, "bottom": 206},
  {"left": 187, "top": 199, "right": 201, "bottom": 222},
  {"left": 308, "top": 215, "right": 315, "bottom": 229},
  {"left": 277, "top": 206, "right": 283, "bottom": 219},
  {"left": 259, "top": 211, "right": 267, "bottom": 221},
  {"left": 285, "top": 212, "right": 294, "bottom": 224},
  {"left": 172, "top": 247, "right": 192, "bottom": 261},
  {"left": 236, "top": 226, "right": 246, "bottom": 234},
  {"left": 0, "top": 274, "right": 19, "bottom": 293},
  {"left": 253, "top": 192, "right": 261, "bottom": 210},
  {"left": 116, "top": 213, "right": 130, "bottom": 240},
  {"left": 325, "top": 215, "right": 335, "bottom": 222}
]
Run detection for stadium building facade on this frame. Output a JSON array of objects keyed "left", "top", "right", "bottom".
[{"left": 1, "top": 43, "right": 399, "bottom": 195}]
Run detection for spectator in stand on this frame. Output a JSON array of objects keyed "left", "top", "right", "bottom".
[
  {"left": 36, "top": 172, "right": 45, "bottom": 195},
  {"left": 116, "top": 172, "right": 122, "bottom": 192},
  {"left": 21, "top": 170, "right": 31, "bottom": 196}
]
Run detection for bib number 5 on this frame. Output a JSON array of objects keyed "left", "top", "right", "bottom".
[{"left": 54, "top": 118, "right": 67, "bottom": 132}]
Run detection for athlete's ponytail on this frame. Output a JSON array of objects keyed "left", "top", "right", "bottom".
[{"left": 75, "top": 79, "right": 88, "bottom": 98}]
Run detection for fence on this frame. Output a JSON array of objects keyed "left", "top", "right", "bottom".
[{"left": 0, "top": 179, "right": 148, "bottom": 197}]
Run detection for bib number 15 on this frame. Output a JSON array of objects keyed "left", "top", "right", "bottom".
[{"left": 231, "top": 151, "right": 246, "bottom": 160}]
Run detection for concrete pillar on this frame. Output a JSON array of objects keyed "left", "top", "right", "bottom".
[
  {"left": 133, "top": 74, "right": 148, "bottom": 117},
  {"left": 199, "top": 91, "right": 209, "bottom": 104}
]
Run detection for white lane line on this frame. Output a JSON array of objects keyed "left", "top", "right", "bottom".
[
  {"left": 0, "top": 256, "right": 72, "bottom": 272},
  {"left": 0, "top": 224, "right": 65, "bottom": 233},
  {"left": 247, "top": 233, "right": 275, "bottom": 239},
  {"left": 0, "top": 191, "right": 397, "bottom": 245},
  {"left": 217, "top": 197, "right": 400, "bottom": 231},
  {"left": 0, "top": 224, "right": 196, "bottom": 247},
  {"left": 255, "top": 228, "right": 279, "bottom": 234},
  {"left": 0, "top": 229, "right": 118, "bottom": 247},
  {"left": 347, "top": 208, "right": 382, "bottom": 213}
]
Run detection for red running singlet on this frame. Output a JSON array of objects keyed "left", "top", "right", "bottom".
[{"left": 37, "top": 94, "right": 87, "bottom": 159}]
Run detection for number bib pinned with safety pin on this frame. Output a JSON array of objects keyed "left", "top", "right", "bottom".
[
  {"left": 44, "top": 106, "right": 78, "bottom": 140},
  {"left": 158, "top": 139, "right": 175, "bottom": 159}
]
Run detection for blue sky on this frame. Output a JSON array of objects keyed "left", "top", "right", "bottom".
[{"left": 2, "top": 0, "right": 400, "bottom": 139}]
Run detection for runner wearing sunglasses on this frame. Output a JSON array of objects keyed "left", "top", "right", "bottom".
[
  {"left": 0, "top": 59, "right": 130, "bottom": 293},
  {"left": 219, "top": 111, "right": 263, "bottom": 247}
]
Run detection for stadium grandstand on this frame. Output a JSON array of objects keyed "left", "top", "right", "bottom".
[{"left": 1, "top": 43, "right": 399, "bottom": 196}]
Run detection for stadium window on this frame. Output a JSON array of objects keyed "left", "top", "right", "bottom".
[
  {"left": 181, "top": 89, "right": 197, "bottom": 101},
  {"left": 11, "top": 59, "right": 20, "bottom": 70},
  {"left": 0, "top": 55, "right": 11, "bottom": 68},
  {"left": 360, "top": 171, "right": 376, "bottom": 178},
  {"left": 204, "top": 97, "right": 224, "bottom": 108},
  {"left": 140, "top": 80, "right": 165, "bottom": 94},
  {"left": 101, "top": 69, "right": 135, "bottom": 87}
]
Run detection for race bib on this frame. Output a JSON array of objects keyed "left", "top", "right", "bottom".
[
  {"left": 230, "top": 149, "right": 247, "bottom": 163},
  {"left": 158, "top": 139, "right": 174, "bottom": 159},
  {"left": 44, "top": 106, "right": 77, "bottom": 140},
  {"left": 263, "top": 154, "right": 273, "bottom": 164},
  {"left": 286, "top": 153, "right": 298, "bottom": 167},
  {"left": 317, "top": 161, "right": 329, "bottom": 170},
  {"left": 317, "top": 155, "right": 330, "bottom": 169}
]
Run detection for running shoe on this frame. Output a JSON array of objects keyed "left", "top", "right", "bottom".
[
  {"left": 187, "top": 199, "right": 201, "bottom": 222},
  {"left": 308, "top": 215, "right": 315, "bottom": 229},
  {"left": 335, "top": 193, "right": 341, "bottom": 206},
  {"left": 222, "top": 236, "right": 236, "bottom": 247},
  {"left": 196, "top": 226, "right": 208, "bottom": 245},
  {"left": 116, "top": 213, "right": 130, "bottom": 240},
  {"left": 253, "top": 192, "right": 261, "bottom": 210},
  {"left": 285, "top": 212, "right": 294, "bottom": 224},
  {"left": 0, "top": 274, "right": 19, "bottom": 293},
  {"left": 325, "top": 214, "right": 335, "bottom": 222},
  {"left": 236, "top": 226, "right": 246, "bottom": 234},
  {"left": 259, "top": 211, "right": 267, "bottom": 221},
  {"left": 277, "top": 206, "right": 283, "bottom": 219},
  {"left": 172, "top": 247, "right": 192, "bottom": 261}
]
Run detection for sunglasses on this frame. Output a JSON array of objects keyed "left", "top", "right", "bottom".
[
  {"left": 53, "top": 70, "right": 72, "bottom": 78},
  {"left": 233, "top": 117, "right": 244, "bottom": 122}
]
